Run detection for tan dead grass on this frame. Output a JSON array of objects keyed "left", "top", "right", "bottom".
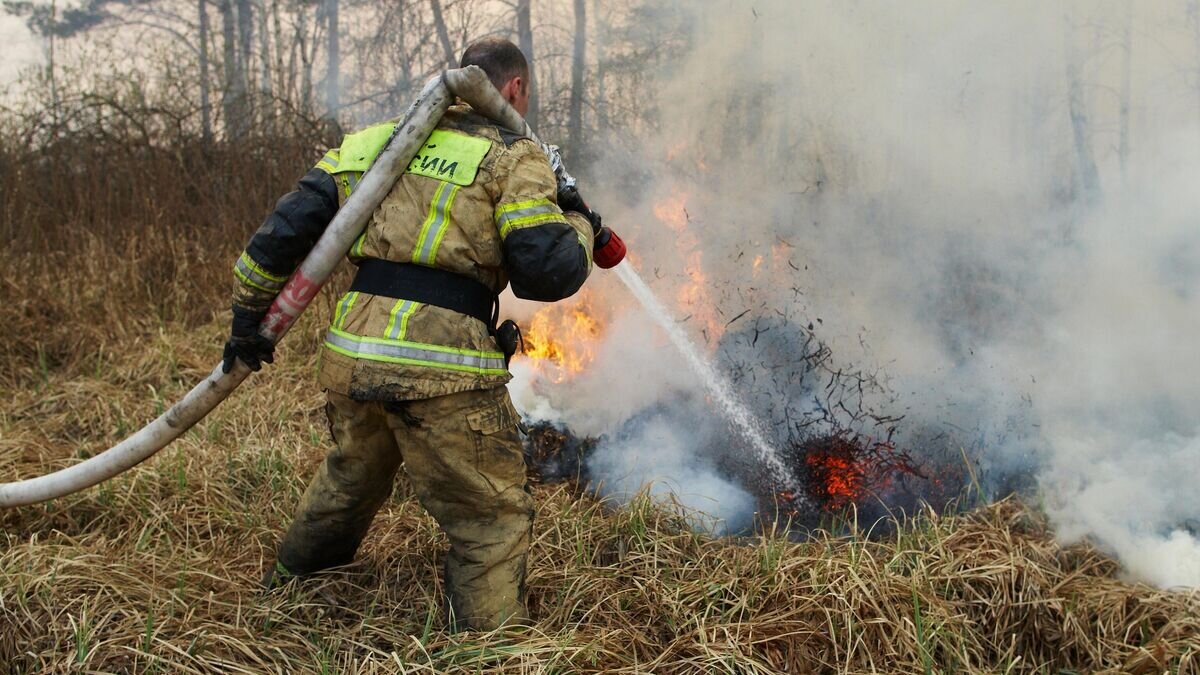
[
  {"left": 2, "top": 293, "right": 1198, "bottom": 674},
  {"left": 1, "top": 152, "right": 1198, "bottom": 674}
]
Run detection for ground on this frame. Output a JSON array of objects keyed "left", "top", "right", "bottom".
[
  {"left": 0, "top": 248, "right": 1197, "bottom": 674},
  {"left": 4, "top": 7, "right": 1197, "bottom": 667}
]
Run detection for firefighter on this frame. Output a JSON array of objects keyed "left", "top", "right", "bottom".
[{"left": 222, "top": 37, "right": 624, "bottom": 631}]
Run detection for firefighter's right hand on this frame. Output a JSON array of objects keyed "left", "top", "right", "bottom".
[{"left": 222, "top": 308, "right": 275, "bottom": 373}]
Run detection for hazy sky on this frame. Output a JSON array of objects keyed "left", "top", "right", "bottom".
[{"left": 0, "top": 15, "right": 37, "bottom": 85}]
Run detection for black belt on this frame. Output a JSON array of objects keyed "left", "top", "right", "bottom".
[{"left": 349, "top": 259, "right": 498, "bottom": 328}]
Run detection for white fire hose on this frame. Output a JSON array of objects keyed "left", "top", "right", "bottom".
[{"left": 0, "top": 66, "right": 569, "bottom": 509}]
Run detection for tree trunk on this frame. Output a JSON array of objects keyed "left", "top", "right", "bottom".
[
  {"left": 48, "top": 0, "right": 60, "bottom": 137},
  {"left": 1118, "top": 0, "right": 1132, "bottom": 185},
  {"left": 1065, "top": 19, "right": 1100, "bottom": 208},
  {"left": 390, "top": 2, "right": 412, "bottom": 106},
  {"left": 272, "top": 0, "right": 286, "bottom": 101},
  {"left": 567, "top": 0, "right": 586, "bottom": 162},
  {"left": 517, "top": 0, "right": 537, "bottom": 131},
  {"left": 592, "top": 0, "right": 606, "bottom": 133},
  {"left": 430, "top": 0, "right": 456, "bottom": 68},
  {"left": 219, "top": 0, "right": 247, "bottom": 140},
  {"left": 257, "top": 0, "right": 273, "bottom": 132},
  {"left": 198, "top": 0, "right": 212, "bottom": 143},
  {"left": 1067, "top": 76, "right": 1100, "bottom": 205},
  {"left": 326, "top": 0, "right": 339, "bottom": 116},
  {"left": 1190, "top": 1, "right": 1200, "bottom": 154},
  {"left": 236, "top": 0, "right": 254, "bottom": 125},
  {"left": 298, "top": 1, "right": 313, "bottom": 115}
]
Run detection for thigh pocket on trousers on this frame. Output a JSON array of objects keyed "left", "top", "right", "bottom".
[{"left": 465, "top": 394, "right": 524, "bottom": 492}]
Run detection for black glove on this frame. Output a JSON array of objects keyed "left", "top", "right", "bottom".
[
  {"left": 222, "top": 307, "right": 275, "bottom": 373},
  {"left": 557, "top": 185, "right": 602, "bottom": 234}
]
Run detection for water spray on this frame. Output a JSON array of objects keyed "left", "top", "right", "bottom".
[{"left": 611, "top": 261, "right": 789, "bottom": 478}]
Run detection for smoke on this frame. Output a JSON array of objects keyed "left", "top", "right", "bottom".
[
  {"left": 511, "top": 0, "right": 1200, "bottom": 588},
  {"left": 508, "top": 306, "right": 760, "bottom": 532},
  {"left": 588, "top": 409, "right": 756, "bottom": 536}
]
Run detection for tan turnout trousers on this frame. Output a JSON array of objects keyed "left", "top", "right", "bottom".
[{"left": 277, "top": 387, "right": 531, "bottom": 631}]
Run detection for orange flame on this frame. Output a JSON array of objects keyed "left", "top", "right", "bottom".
[
  {"left": 811, "top": 455, "right": 863, "bottom": 507},
  {"left": 652, "top": 192, "right": 690, "bottom": 232},
  {"left": 651, "top": 190, "right": 725, "bottom": 345},
  {"left": 805, "top": 444, "right": 867, "bottom": 510},
  {"left": 518, "top": 293, "right": 604, "bottom": 383},
  {"left": 772, "top": 240, "right": 792, "bottom": 261}
]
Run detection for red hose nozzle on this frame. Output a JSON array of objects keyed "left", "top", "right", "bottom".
[{"left": 594, "top": 227, "right": 626, "bottom": 269}]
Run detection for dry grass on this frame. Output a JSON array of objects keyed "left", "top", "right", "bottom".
[
  {"left": 2, "top": 272, "right": 1198, "bottom": 674},
  {"left": 2, "top": 145, "right": 1199, "bottom": 674}
]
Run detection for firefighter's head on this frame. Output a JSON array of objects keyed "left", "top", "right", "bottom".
[{"left": 460, "top": 37, "right": 531, "bottom": 116}]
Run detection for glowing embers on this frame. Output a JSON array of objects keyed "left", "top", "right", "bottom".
[
  {"left": 773, "top": 433, "right": 928, "bottom": 517},
  {"left": 803, "top": 436, "right": 869, "bottom": 510},
  {"left": 518, "top": 291, "right": 605, "bottom": 383}
]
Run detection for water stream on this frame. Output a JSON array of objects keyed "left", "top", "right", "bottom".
[{"left": 613, "top": 261, "right": 789, "bottom": 477}]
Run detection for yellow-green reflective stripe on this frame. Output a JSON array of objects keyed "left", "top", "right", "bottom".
[
  {"left": 239, "top": 253, "right": 287, "bottom": 283},
  {"left": 234, "top": 252, "right": 287, "bottom": 293},
  {"left": 411, "top": 183, "right": 444, "bottom": 259},
  {"left": 498, "top": 212, "right": 567, "bottom": 239},
  {"left": 233, "top": 266, "right": 277, "bottom": 294},
  {"left": 412, "top": 182, "right": 458, "bottom": 265},
  {"left": 315, "top": 150, "right": 340, "bottom": 173},
  {"left": 351, "top": 230, "right": 368, "bottom": 258},
  {"left": 324, "top": 327, "right": 507, "bottom": 374},
  {"left": 498, "top": 197, "right": 555, "bottom": 214},
  {"left": 341, "top": 172, "right": 360, "bottom": 199},
  {"left": 328, "top": 327, "right": 503, "bottom": 358},
  {"left": 495, "top": 198, "right": 561, "bottom": 238},
  {"left": 384, "top": 299, "right": 407, "bottom": 339},
  {"left": 235, "top": 252, "right": 288, "bottom": 293},
  {"left": 398, "top": 301, "right": 419, "bottom": 338},
  {"left": 425, "top": 185, "right": 459, "bottom": 263},
  {"left": 384, "top": 299, "right": 420, "bottom": 340},
  {"left": 324, "top": 340, "right": 508, "bottom": 375},
  {"left": 332, "top": 291, "right": 359, "bottom": 330},
  {"left": 495, "top": 199, "right": 557, "bottom": 234}
]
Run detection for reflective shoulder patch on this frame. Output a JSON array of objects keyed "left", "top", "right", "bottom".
[
  {"left": 338, "top": 122, "right": 398, "bottom": 173},
  {"left": 406, "top": 129, "right": 491, "bottom": 187},
  {"left": 315, "top": 149, "right": 341, "bottom": 174}
]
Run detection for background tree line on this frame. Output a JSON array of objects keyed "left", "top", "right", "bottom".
[
  {"left": 0, "top": 0, "right": 690, "bottom": 383},
  {"left": 0, "top": 0, "right": 687, "bottom": 164}
]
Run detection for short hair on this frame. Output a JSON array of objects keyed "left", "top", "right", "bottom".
[{"left": 459, "top": 37, "right": 529, "bottom": 92}]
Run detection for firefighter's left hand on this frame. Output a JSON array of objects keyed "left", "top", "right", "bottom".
[
  {"left": 557, "top": 185, "right": 602, "bottom": 234},
  {"left": 222, "top": 308, "right": 276, "bottom": 373}
]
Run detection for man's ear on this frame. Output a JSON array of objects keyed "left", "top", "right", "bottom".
[{"left": 502, "top": 77, "right": 522, "bottom": 105}]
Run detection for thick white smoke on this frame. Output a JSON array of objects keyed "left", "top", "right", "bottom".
[
  {"left": 512, "top": 0, "right": 1200, "bottom": 588},
  {"left": 587, "top": 413, "right": 757, "bottom": 536}
]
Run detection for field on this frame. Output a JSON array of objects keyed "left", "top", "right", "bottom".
[{"left": 1, "top": 144, "right": 1198, "bottom": 674}]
